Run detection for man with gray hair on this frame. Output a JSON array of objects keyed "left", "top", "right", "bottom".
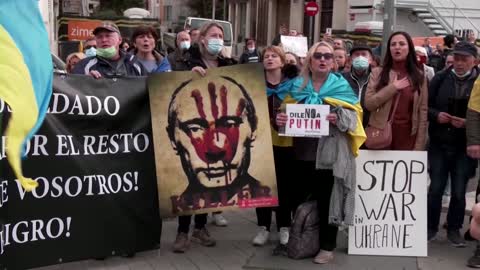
[
  {"left": 428, "top": 41, "right": 480, "bottom": 247},
  {"left": 167, "top": 31, "right": 191, "bottom": 71}
]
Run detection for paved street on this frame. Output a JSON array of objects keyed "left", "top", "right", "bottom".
[
  {"left": 29, "top": 169, "right": 480, "bottom": 270},
  {"left": 31, "top": 208, "right": 477, "bottom": 270}
]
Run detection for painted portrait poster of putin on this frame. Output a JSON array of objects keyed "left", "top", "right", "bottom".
[{"left": 149, "top": 64, "right": 278, "bottom": 217}]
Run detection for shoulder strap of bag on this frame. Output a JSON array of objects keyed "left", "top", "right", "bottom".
[{"left": 387, "top": 93, "right": 400, "bottom": 124}]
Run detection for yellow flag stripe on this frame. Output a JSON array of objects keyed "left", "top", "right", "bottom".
[
  {"left": 0, "top": 25, "right": 39, "bottom": 191},
  {"left": 468, "top": 78, "right": 480, "bottom": 113}
]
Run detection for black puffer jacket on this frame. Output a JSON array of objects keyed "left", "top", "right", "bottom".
[
  {"left": 183, "top": 44, "right": 237, "bottom": 70},
  {"left": 167, "top": 48, "right": 188, "bottom": 71}
]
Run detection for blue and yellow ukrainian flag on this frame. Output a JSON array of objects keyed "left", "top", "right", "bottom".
[{"left": 0, "top": 0, "right": 53, "bottom": 191}]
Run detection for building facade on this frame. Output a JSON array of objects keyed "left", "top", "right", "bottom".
[
  {"left": 149, "top": 0, "right": 194, "bottom": 32},
  {"left": 227, "top": 0, "right": 337, "bottom": 53},
  {"left": 60, "top": 0, "right": 100, "bottom": 16}
]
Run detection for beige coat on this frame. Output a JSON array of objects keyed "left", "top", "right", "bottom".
[{"left": 364, "top": 67, "right": 428, "bottom": 150}]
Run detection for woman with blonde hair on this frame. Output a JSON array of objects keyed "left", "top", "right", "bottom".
[
  {"left": 66, "top": 52, "right": 85, "bottom": 73},
  {"left": 172, "top": 21, "right": 237, "bottom": 254},
  {"left": 276, "top": 41, "right": 364, "bottom": 264},
  {"left": 187, "top": 22, "right": 236, "bottom": 75}
]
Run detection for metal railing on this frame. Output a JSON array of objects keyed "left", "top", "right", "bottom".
[{"left": 428, "top": 0, "right": 480, "bottom": 38}]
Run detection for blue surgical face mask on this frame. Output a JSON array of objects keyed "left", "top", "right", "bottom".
[
  {"left": 206, "top": 38, "right": 223, "bottom": 55},
  {"left": 352, "top": 56, "right": 370, "bottom": 71},
  {"left": 85, "top": 47, "right": 97, "bottom": 57},
  {"left": 180, "top": 41, "right": 191, "bottom": 50},
  {"left": 452, "top": 68, "right": 472, "bottom": 78}
]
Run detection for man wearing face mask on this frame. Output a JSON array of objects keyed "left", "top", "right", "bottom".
[
  {"left": 342, "top": 43, "right": 373, "bottom": 126},
  {"left": 427, "top": 41, "right": 480, "bottom": 247},
  {"left": 73, "top": 21, "right": 146, "bottom": 78},
  {"left": 83, "top": 37, "right": 97, "bottom": 57},
  {"left": 167, "top": 31, "right": 191, "bottom": 71},
  {"left": 239, "top": 38, "right": 260, "bottom": 64}
]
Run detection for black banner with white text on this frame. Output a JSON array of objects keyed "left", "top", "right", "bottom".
[{"left": 0, "top": 74, "right": 161, "bottom": 269}]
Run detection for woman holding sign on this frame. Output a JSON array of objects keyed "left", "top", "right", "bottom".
[
  {"left": 363, "top": 31, "right": 428, "bottom": 150},
  {"left": 172, "top": 21, "right": 237, "bottom": 253},
  {"left": 251, "top": 46, "right": 298, "bottom": 253},
  {"left": 276, "top": 41, "right": 365, "bottom": 264}
]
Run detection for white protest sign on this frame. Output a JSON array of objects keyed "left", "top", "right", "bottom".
[
  {"left": 348, "top": 150, "right": 428, "bottom": 257},
  {"left": 280, "top": 35, "right": 308, "bottom": 57},
  {"left": 283, "top": 104, "right": 329, "bottom": 137}
]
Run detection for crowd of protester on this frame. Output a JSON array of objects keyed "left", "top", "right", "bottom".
[{"left": 64, "top": 20, "right": 480, "bottom": 267}]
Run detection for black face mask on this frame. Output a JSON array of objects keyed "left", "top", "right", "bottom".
[{"left": 282, "top": 64, "right": 299, "bottom": 79}]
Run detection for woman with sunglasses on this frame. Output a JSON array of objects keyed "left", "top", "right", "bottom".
[
  {"left": 276, "top": 41, "right": 363, "bottom": 264},
  {"left": 251, "top": 46, "right": 298, "bottom": 254},
  {"left": 364, "top": 31, "right": 427, "bottom": 150}
]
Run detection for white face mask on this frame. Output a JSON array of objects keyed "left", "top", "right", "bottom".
[
  {"left": 452, "top": 68, "right": 472, "bottom": 78},
  {"left": 247, "top": 47, "right": 255, "bottom": 53},
  {"left": 85, "top": 47, "right": 97, "bottom": 57},
  {"left": 179, "top": 41, "right": 191, "bottom": 50},
  {"left": 206, "top": 39, "right": 224, "bottom": 55}
]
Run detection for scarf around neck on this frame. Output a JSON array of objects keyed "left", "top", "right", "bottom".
[
  {"left": 290, "top": 72, "right": 358, "bottom": 105},
  {"left": 266, "top": 78, "right": 294, "bottom": 101}
]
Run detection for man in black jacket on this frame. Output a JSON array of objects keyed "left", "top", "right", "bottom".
[
  {"left": 342, "top": 43, "right": 373, "bottom": 127},
  {"left": 427, "top": 42, "right": 479, "bottom": 247},
  {"left": 167, "top": 31, "right": 191, "bottom": 71},
  {"left": 73, "top": 21, "right": 146, "bottom": 78},
  {"left": 239, "top": 38, "right": 260, "bottom": 64}
]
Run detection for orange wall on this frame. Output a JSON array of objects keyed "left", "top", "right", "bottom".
[
  {"left": 412, "top": 36, "right": 444, "bottom": 47},
  {"left": 68, "top": 20, "right": 102, "bottom": 41}
]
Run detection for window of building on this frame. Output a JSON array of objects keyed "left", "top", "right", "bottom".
[
  {"left": 238, "top": 2, "right": 247, "bottom": 42},
  {"left": 164, "top": 5, "right": 172, "bottom": 21}
]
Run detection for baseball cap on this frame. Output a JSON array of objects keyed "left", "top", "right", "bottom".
[
  {"left": 93, "top": 21, "right": 120, "bottom": 35},
  {"left": 349, "top": 43, "right": 373, "bottom": 56},
  {"left": 453, "top": 41, "right": 478, "bottom": 57}
]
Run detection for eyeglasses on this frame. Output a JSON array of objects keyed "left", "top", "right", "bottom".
[
  {"left": 312, "top": 52, "right": 333, "bottom": 60},
  {"left": 85, "top": 45, "right": 97, "bottom": 49}
]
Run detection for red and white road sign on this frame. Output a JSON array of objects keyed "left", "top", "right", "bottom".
[{"left": 304, "top": 2, "right": 319, "bottom": 17}]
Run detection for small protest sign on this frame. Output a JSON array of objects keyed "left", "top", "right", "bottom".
[
  {"left": 283, "top": 104, "right": 330, "bottom": 137},
  {"left": 280, "top": 35, "right": 308, "bottom": 57}
]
